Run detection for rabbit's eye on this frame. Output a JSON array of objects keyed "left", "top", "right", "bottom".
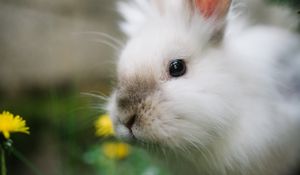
[{"left": 169, "top": 59, "right": 186, "bottom": 77}]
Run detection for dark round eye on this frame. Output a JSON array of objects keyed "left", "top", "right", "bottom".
[{"left": 169, "top": 59, "right": 186, "bottom": 77}]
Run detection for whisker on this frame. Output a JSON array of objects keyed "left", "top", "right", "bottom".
[
  {"left": 90, "top": 39, "right": 120, "bottom": 52},
  {"left": 72, "top": 32, "right": 121, "bottom": 51},
  {"left": 88, "top": 105, "right": 104, "bottom": 110},
  {"left": 87, "top": 90, "right": 110, "bottom": 98},
  {"left": 73, "top": 31, "right": 125, "bottom": 47},
  {"left": 80, "top": 92, "right": 108, "bottom": 102},
  {"left": 83, "top": 31, "right": 124, "bottom": 47}
]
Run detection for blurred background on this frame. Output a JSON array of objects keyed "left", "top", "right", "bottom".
[{"left": 0, "top": 0, "right": 299, "bottom": 175}]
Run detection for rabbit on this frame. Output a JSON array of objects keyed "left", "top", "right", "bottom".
[{"left": 106, "top": 0, "right": 300, "bottom": 174}]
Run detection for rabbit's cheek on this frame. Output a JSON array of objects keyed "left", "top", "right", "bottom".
[
  {"left": 125, "top": 94, "right": 163, "bottom": 143},
  {"left": 131, "top": 97, "right": 163, "bottom": 143}
]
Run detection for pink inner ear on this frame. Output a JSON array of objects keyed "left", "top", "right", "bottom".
[
  {"left": 195, "top": 0, "right": 217, "bottom": 18},
  {"left": 195, "top": 0, "right": 229, "bottom": 18}
]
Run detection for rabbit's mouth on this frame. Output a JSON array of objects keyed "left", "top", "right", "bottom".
[
  {"left": 113, "top": 112, "right": 164, "bottom": 146},
  {"left": 126, "top": 121, "right": 138, "bottom": 142}
]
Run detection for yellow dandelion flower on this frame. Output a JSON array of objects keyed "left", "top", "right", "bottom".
[
  {"left": 0, "top": 111, "right": 30, "bottom": 139},
  {"left": 102, "top": 142, "right": 130, "bottom": 160},
  {"left": 95, "top": 114, "right": 114, "bottom": 137}
]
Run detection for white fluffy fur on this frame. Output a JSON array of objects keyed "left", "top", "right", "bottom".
[{"left": 108, "top": 0, "right": 300, "bottom": 174}]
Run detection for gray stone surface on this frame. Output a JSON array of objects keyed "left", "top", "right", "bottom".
[{"left": 0, "top": 0, "right": 123, "bottom": 92}]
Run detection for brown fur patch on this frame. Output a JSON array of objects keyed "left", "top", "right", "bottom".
[{"left": 116, "top": 73, "right": 157, "bottom": 112}]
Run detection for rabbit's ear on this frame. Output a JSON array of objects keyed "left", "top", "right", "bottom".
[
  {"left": 194, "top": 0, "right": 231, "bottom": 19},
  {"left": 192, "top": 0, "right": 232, "bottom": 44},
  {"left": 117, "top": 0, "right": 231, "bottom": 38},
  {"left": 152, "top": 0, "right": 231, "bottom": 20}
]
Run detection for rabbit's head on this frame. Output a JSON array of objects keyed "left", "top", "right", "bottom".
[
  {"left": 104, "top": 1, "right": 300, "bottom": 174},
  {"left": 107, "top": 0, "right": 236, "bottom": 150}
]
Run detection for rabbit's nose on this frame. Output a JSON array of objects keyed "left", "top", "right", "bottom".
[{"left": 125, "top": 114, "right": 137, "bottom": 130}]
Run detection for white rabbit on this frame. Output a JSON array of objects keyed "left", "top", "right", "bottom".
[{"left": 107, "top": 0, "right": 300, "bottom": 174}]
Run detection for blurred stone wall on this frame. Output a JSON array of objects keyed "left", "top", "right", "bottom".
[{"left": 0, "top": 0, "right": 122, "bottom": 94}]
